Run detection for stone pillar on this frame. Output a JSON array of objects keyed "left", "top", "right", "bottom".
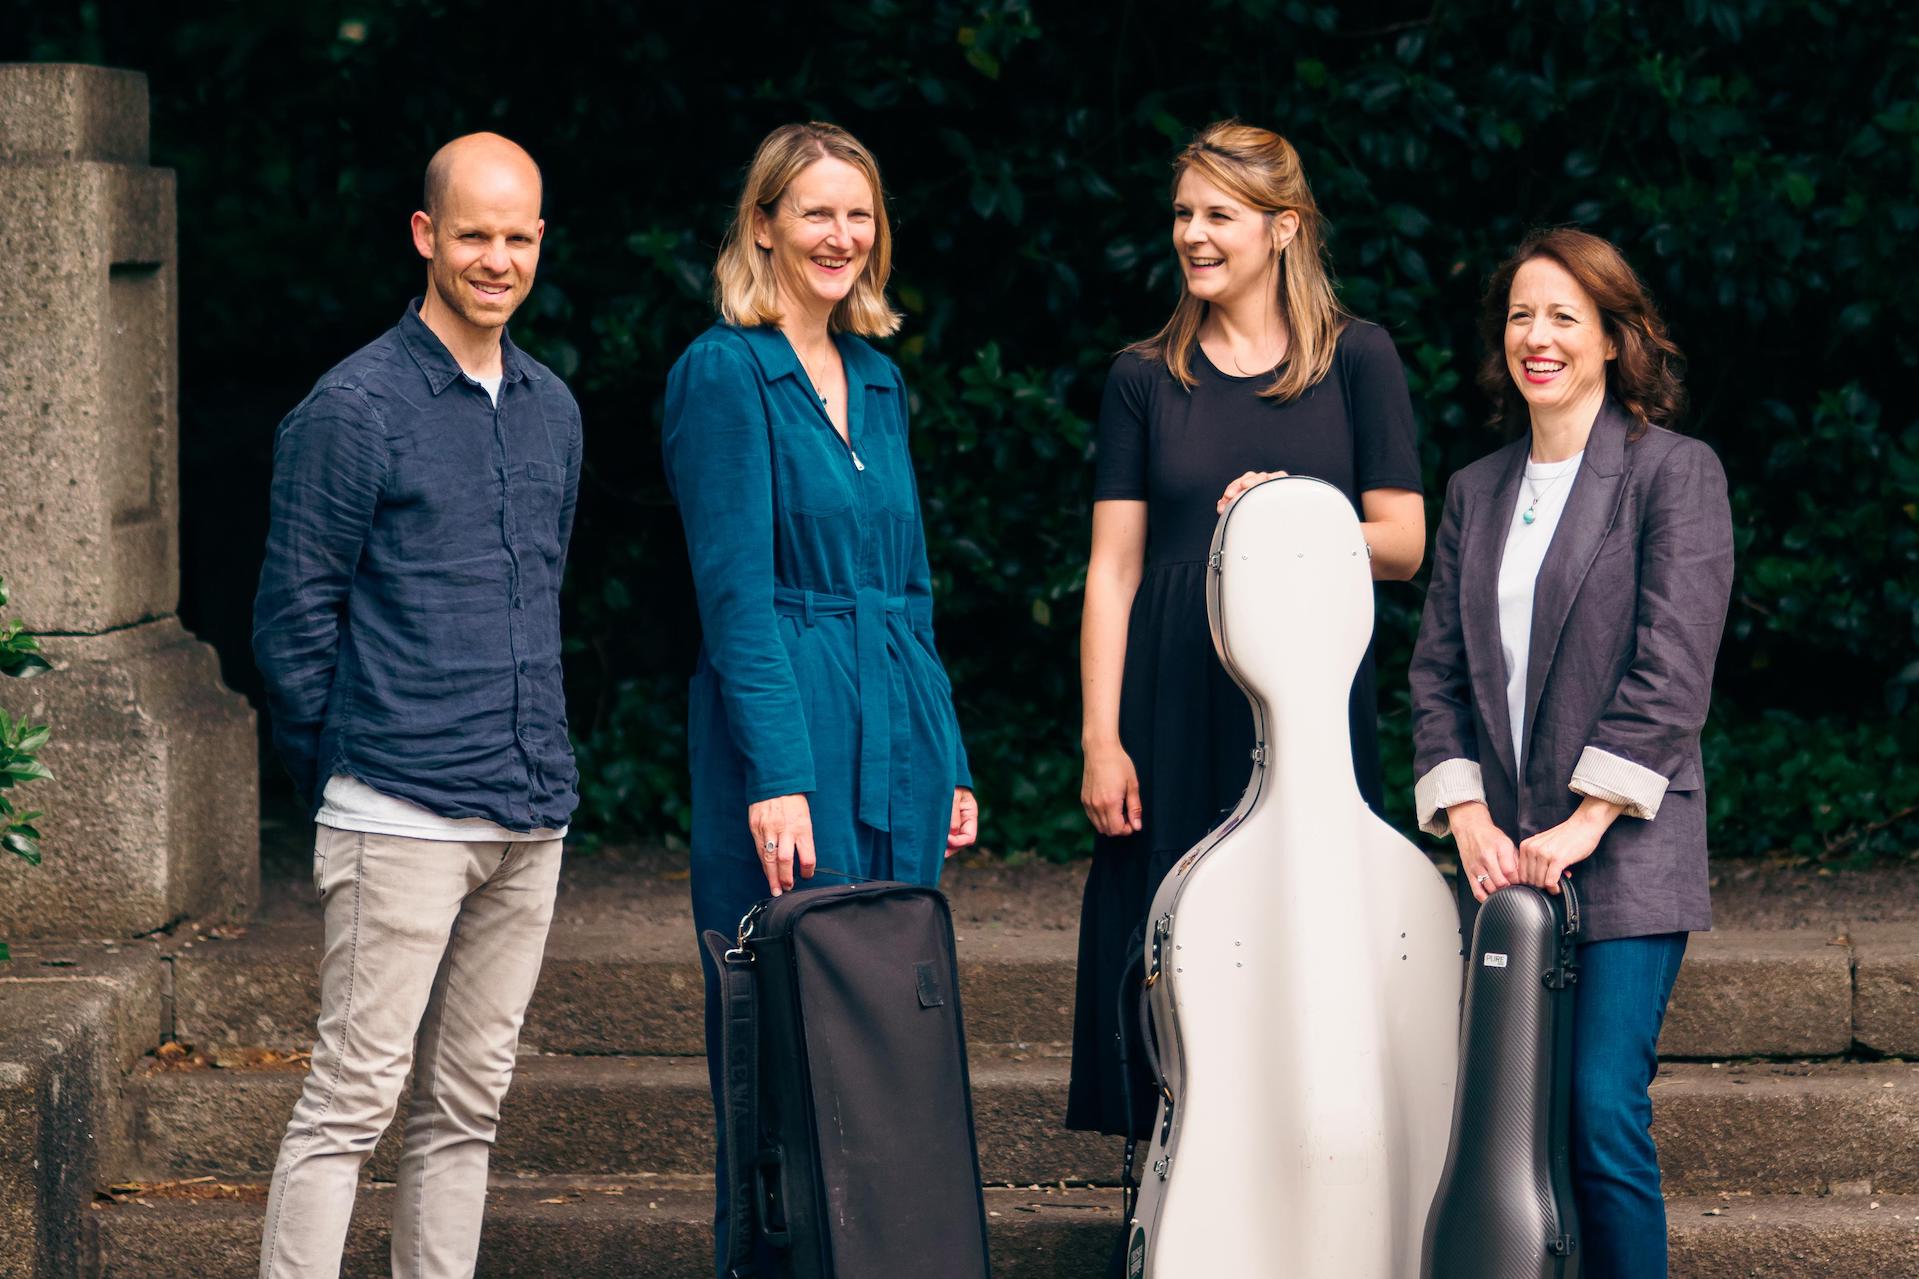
[{"left": 0, "top": 64, "right": 257, "bottom": 938}]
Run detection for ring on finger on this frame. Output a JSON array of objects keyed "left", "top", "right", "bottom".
[{"left": 764, "top": 838, "right": 778, "bottom": 853}]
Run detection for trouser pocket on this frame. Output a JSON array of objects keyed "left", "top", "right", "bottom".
[
  {"left": 311, "top": 828, "right": 328, "bottom": 898},
  {"left": 312, "top": 826, "right": 357, "bottom": 900}
]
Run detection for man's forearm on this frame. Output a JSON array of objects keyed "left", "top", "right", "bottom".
[{"left": 254, "top": 630, "right": 337, "bottom": 801}]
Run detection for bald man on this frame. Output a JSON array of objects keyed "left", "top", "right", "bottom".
[{"left": 252, "top": 133, "right": 583, "bottom": 1279}]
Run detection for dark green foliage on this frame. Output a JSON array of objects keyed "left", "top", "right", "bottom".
[
  {"left": 0, "top": 578, "right": 52, "bottom": 685},
  {"left": 0, "top": 575, "right": 51, "bottom": 964},
  {"left": 1731, "top": 387, "right": 1919, "bottom": 671},
  {"left": 10, "top": 0, "right": 1914, "bottom": 861},
  {"left": 1705, "top": 705, "right": 1919, "bottom": 865},
  {"left": 0, "top": 701, "right": 47, "bottom": 869}
]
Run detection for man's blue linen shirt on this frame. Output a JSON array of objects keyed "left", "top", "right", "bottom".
[{"left": 253, "top": 301, "right": 582, "bottom": 831}]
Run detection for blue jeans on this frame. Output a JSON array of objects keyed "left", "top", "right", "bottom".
[
  {"left": 692, "top": 827, "right": 895, "bottom": 1279},
  {"left": 1570, "top": 932, "right": 1688, "bottom": 1279}
]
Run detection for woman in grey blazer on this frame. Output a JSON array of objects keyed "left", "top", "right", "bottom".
[{"left": 1409, "top": 227, "right": 1733, "bottom": 1279}]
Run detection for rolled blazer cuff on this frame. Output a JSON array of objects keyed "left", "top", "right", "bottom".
[
  {"left": 1415, "top": 758, "right": 1486, "bottom": 837},
  {"left": 1570, "top": 746, "right": 1668, "bottom": 820}
]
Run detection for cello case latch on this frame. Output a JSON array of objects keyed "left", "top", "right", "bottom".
[
  {"left": 1145, "top": 913, "right": 1172, "bottom": 988},
  {"left": 1542, "top": 966, "right": 1577, "bottom": 991}
]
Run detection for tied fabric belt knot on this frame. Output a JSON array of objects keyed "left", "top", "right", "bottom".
[{"left": 773, "top": 585, "right": 907, "bottom": 832}]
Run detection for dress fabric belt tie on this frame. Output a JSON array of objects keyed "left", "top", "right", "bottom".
[{"left": 773, "top": 585, "right": 907, "bottom": 832}]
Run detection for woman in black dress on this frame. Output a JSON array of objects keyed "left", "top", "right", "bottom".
[{"left": 1069, "top": 120, "right": 1427, "bottom": 1137}]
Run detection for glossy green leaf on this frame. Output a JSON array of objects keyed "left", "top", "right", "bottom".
[{"left": 3, "top": 831, "right": 41, "bottom": 866}]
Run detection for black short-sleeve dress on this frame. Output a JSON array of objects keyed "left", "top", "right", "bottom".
[{"left": 1066, "top": 320, "right": 1423, "bottom": 1136}]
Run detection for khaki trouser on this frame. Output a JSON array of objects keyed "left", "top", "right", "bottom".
[{"left": 258, "top": 826, "right": 563, "bottom": 1279}]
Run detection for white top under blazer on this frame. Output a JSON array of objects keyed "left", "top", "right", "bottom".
[{"left": 1497, "top": 450, "right": 1584, "bottom": 769}]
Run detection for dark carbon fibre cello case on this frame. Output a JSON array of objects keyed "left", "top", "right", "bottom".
[{"left": 1422, "top": 878, "right": 1583, "bottom": 1279}]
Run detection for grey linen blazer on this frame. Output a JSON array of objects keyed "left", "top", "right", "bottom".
[{"left": 1408, "top": 400, "right": 1734, "bottom": 942}]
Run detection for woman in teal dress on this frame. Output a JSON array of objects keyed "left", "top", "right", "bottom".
[{"left": 662, "top": 121, "right": 976, "bottom": 1276}]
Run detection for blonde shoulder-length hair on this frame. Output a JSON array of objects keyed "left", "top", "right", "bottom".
[
  {"left": 712, "top": 122, "right": 901, "bottom": 338},
  {"left": 1130, "top": 120, "right": 1348, "bottom": 401}
]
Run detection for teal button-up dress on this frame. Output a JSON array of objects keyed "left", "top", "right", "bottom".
[{"left": 663, "top": 324, "right": 970, "bottom": 888}]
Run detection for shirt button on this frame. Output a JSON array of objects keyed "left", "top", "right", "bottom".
[
  {"left": 518, "top": 660, "right": 529, "bottom": 674},
  {"left": 513, "top": 596, "right": 524, "bottom": 609}
]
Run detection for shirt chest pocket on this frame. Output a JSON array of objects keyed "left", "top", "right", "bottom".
[
  {"left": 853, "top": 412, "right": 919, "bottom": 520},
  {"left": 771, "top": 421, "right": 857, "bottom": 517},
  {"left": 508, "top": 460, "right": 565, "bottom": 553}
]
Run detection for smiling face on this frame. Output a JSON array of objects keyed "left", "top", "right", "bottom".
[
  {"left": 1504, "top": 255, "right": 1617, "bottom": 420},
  {"left": 1172, "top": 168, "right": 1297, "bottom": 311},
  {"left": 411, "top": 139, "right": 544, "bottom": 336},
  {"left": 755, "top": 156, "right": 876, "bottom": 322}
]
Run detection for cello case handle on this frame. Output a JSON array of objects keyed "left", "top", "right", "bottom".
[
  {"left": 1557, "top": 872, "right": 1581, "bottom": 938},
  {"left": 1544, "top": 873, "right": 1582, "bottom": 994}
]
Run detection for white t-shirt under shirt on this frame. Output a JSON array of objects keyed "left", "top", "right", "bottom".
[
  {"left": 317, "top": 775, "right": 567, "bottom": 842},
  {"left": 1497, "top": 450, "right": 1585, "bottom": 771},
  {"left": 316, "top": 368, "right": 558, "bottom": 844}
]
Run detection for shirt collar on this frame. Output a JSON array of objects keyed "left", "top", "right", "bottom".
[
  {"left": 398, "top": 298, "right": 546, "bottom": 396},
  {"left": 726, "top": 323, "right": 893, "bottom": 392}
]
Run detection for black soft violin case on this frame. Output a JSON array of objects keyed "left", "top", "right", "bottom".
[
  {"left": 1422, "top": 877, "right": 1583, "bottom": 1279},
  {"left": 702, "top": 881, "right": 991, "bottom": 1279}
]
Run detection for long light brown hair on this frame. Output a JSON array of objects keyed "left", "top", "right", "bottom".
[
  {"left": 1129, "top": 120, "right": 1347, "bottom": 401},
  {"left": 1477, "top": 228, "right": 1686, "bottom": 441},
  {"left": 713, "top": 122, "right": 901, "bottom": 337}
]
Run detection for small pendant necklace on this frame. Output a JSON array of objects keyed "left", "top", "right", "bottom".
[
  {"left": 797, "top": 347, "right": 833, "bottom": 406},
  {"left": 1521, "top": 461, "right": 1575, "bottom": 525},
  {"left": 1216, "top": 326, "right": 1287, "bottom": 377}
]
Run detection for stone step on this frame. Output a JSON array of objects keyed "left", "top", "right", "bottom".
[
  {"left": 84, "top": 1179, "right": 1919, "bottom": 1278},
  {"left": 123, "top": 1053, "right": 1120, "bottom": 1189},
  {"left": 169, "top": 921, "right": 1079, "bottom": 1057},
  {"left": 123, "top": 1052, "right": 1919, "bottom": 1198},
  {"left": 1659, "top": 928, "right": 1859, "bottom": 1058},
  {"left": 1665, "top": 1193, "right": 1919, "bottom": 1278},
  {"left": 88, "top": 1178, "right": 1116, "bottom": 1279},
  {"left": 1847, "top": 924, "right": 1919, "bottom": 1057},
  {"left": 170, "top": 921, "right": 1889, "bottom": 1060},
  {"left": 1651, "top": 1060, "right": 1919, "bottom": 1195}
]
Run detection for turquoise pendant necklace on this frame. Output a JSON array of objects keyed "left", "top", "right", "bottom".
[{"left": 1521, "top": 463, "right": 1574, "bottom": 525}]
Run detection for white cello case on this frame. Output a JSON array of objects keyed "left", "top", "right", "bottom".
[{"left": 1128, "top": 476, "right": 1462, "bottom": 1279}]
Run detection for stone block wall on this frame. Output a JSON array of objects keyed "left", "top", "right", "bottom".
[
  {"left": 0, "top": 65, "right": 179, "bottom": 633},
  {"left": 0, "top": 64, "right": 257, "bottom": 939}
]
